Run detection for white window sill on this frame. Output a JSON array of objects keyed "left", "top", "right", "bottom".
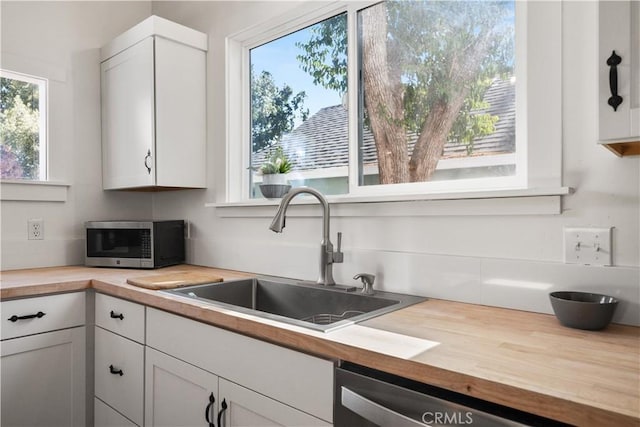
[
  {"left": 1, "top": 180, "right": 70, "bottom": 202},
  {"left": 207, "top": 187, "right": 573, "bottom": 218}
]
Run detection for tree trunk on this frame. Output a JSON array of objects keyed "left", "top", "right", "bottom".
[
  {"left": 409, "top": 94, "right": 467, "bottom": 181},
  {"left": 409, "top": 33, "right": 493, "bottom": 182},
  {"left": 361, "top": 4, "right": 409, "bottom": 184}
]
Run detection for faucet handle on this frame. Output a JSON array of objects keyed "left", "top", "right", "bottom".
[
  {"left": 353, "top": 273, "right": 375, "bottom": 295},
  {"left": 332, "top": 232, "right": 344, "bottom": 263}
]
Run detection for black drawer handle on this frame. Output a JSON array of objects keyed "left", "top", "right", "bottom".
[
  {"left": 8, "top": 311, "right": 46, "bottom": 322},
  {"left": 205, "top": 392, "right": 215, "bottom": 427},
  {"left": 109, "top": 365, "right": 124, "bottom": 376},
  {"left": 110, "top": 310, "right": 124, "bottom": 320}
]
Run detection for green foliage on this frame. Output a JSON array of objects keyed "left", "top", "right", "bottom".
[
  {"left": 296, "top": 1, "right": 514, "bottom": 154},
  {"left": 1, "top": 76, "right": 41, "bottom": 179},
  {"left": 295, "top": 13, "right": 347, "bottom": 94},
  {"left": 260, "top": 146, "right": 292, "bottom": 174},
  {"left": 251, "top": 68, "right": 309, "bottom": 153}
]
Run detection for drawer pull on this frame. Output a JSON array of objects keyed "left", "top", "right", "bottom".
[
  {"left": 7, "top": 311, "right": 46, "bottom": 322},
  {"left": 205, "top": 392, "right": 215, "bottom": 427},
  {"left": 109, "top": 365, "right": 124, "bottom": 376},
  {"left": 110, "top": 310, "right": 124, "bottom": 320}
]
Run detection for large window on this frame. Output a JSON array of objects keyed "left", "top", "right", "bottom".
[
  {"left": 0, "top": 70, "right": 47, "bottom": 181},
  {"left": 232, "top": 0, "right": 561, "bottom": 202}
]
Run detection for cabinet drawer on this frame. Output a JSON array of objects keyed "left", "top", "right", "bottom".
[
  {"left": 95, "top": 293, "right": 145, "bottom": 343},
  {"left": 94, "top": 397, "right": 138, "bottom": 427},
  {"left": 95, "top": 327, "right": 144, "bottom": 426},
  {"left": 1, "top": 292, "right": 85, "bottom": 340},
  {"left": 146, "top": 308, "right": 334, "bottom": 423}
]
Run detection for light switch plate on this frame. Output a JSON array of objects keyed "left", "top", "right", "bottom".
[{"left": 563, "top": 227, "right": 612, "bottom": 266}]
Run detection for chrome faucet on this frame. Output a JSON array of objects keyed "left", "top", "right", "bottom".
[{"left": 269, "top": 187, "right": 343, "bottom": 286}]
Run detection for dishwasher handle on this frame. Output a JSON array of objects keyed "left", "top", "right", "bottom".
[{"left": 341, "top": 386, "right": 428, "bottom": 427}]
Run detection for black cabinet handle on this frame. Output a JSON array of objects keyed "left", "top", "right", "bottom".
[
  {"left": 144, "top": 149, "right": 152, "bottom": 174},
  {"left": 217, "top": 399, "right": 228, "bottom": 427},
  {"left": 109, "top": 365, "right": 123, "bottom": 376},
  {"left": 607, "top": 50, "right": 623, "bottom": 111},
  {"left": 204, "top": 392, "right": 215, "bottom": 427},
  {"left": 110, "top": 310, "right": 124, "bottom": 320},
  {"left": 7, "top": 311, "right": 46, "bottom": 322}
]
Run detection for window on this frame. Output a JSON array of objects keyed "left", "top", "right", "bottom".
[
  {"left": 229, "top": 1, "right": 562, "bottom": 203},
  {"left": 0, "top": 70, "right": 47, "bottom": 181}
]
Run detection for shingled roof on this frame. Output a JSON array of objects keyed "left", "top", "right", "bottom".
[{"left": 252, "top": 78, "right": 515, "bottom": 172}]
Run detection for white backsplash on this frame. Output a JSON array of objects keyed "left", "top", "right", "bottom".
[{"left": 191, "top": 236, "right": 640, "bottom": 327}]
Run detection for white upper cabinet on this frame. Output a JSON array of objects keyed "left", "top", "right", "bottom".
[
  {"left": 101, "top": 15, "right": 207, "bottom": 190},
  {"left": 599, "top": 1, "right": 640, "bottom": 156}
]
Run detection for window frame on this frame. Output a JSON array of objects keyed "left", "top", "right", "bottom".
[
  {"left": 225, "top": 0, "right": 566, "bottom": 205},
  {"left": 0, "top": 69, "right": 48, "bottom": 181}
]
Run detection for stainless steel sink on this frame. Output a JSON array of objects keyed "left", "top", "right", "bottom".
[{"left": 162, "top": 277, "right": 426, "bottom": 332}]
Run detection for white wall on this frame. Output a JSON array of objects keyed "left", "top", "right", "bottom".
[
  {"left": 150, "top": 1, "right": 640, "bottom": 326},
  {"left": 1, "top": 1, "right": 154, "bottom": 269}
]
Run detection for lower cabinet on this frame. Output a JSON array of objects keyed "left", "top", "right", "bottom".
[
  {"left": 144, "top": 347, "right": 218, "bottom": 427},
  {"left": 1, "top": 327, "right": 86, "bottom": 427},
  {"left": 219, "top": 378, "right": 330, "bottom": 427},
  {"left": 146, "top": 307, "right": 334, "bottom": 427},
  {"left": 1, "top": 292, "right": 86, "bottom": 427},
  {"left": 145, "top": 345, "right": 331, "bottom": 427}
]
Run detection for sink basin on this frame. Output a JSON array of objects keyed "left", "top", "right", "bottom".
[{"left": 162, "top": 277, "right": 426, "bottom": 332}]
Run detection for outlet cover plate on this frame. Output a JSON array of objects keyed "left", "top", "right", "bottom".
[
  {"left": 28, "top": 219, "right": 44, "bottom": 240},
  {"left": 564, "top": 226, "right": 612, "bottom": 266}
]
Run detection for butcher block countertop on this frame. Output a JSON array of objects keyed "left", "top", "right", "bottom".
[{"left": 2, "top": 265, "right": 639, "bottom": 426}]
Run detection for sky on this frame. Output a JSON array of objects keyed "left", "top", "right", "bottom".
[{"left": 250, "top": 24, "right": 343, "bottom": 125}]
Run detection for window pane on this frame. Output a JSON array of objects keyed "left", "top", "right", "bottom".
[
  {"left": 249, "top": 13, "right": 348, "bottom": 198},
  {"left": 358, "top": 1, "right": 515, "bottom": 187},
  {"left": 0, "top": 71, "right": 46, "bottom": 180}
]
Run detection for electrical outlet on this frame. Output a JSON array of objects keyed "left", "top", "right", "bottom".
[
  {"left": 564, "top": 227, "right": 612, "bottom": 266},
  {"left": 28, "top": 219, "right": 44, "bottom": 240}
]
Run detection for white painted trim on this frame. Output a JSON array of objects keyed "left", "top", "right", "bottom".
[
  {"left": 208, "top": 188, "right": 571, "bottom": 217},
  {"left": 100, "top": 15, "right": 207, "bottom": 62},
  {"left": 225, "top": 1, "right": 563, "bottom": 202},
  {"left": 0, "top": 180, "right": 69, "bottom": 202}
]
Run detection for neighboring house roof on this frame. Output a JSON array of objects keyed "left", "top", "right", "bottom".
[{"left": 252, "top": 78, "right": 515, "bottom": 172}]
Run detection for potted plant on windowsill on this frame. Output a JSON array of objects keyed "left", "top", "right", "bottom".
[{"left": 258, "top": 146, "right": 292, "bottom": 198}]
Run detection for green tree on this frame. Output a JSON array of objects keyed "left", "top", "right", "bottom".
[
  {"left": 1, "top": 82, "right": 41, "bottom": 179},
  {"left": 297, "top": 1, "right": 513, "bottom": 183},
  {"left": 251, "top": 68, "right": 309, "bottom": 153}
]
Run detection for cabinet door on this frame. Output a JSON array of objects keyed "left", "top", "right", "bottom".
[
  {"left": 599, "top": 0, "right": 640, "bottom": 143},
  {"left": 101, "top": 36, "right": 155, "bottom": 189},
  {"left": 154, "top": 37, "right": 206, "bottom": 188},
  {"left": 218, "top": 379, "right": 331, "bottom": 427},
  {"left": 1, "top": 327, "right": 86, "bottom": 427},
  {"left": 95, "top": 398, "right": 138, "bottom": 427},
  {"left": 145, "top": 347, "right": 218, "bottom": 427}
]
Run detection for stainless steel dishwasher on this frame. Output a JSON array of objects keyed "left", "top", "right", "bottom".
[{"left": 335, "top": 362, "right": 570, "bottom": 427}]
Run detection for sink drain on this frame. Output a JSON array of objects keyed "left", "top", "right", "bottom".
[{"left": 302, "top": 310, "right": 364, "bottom": 325}]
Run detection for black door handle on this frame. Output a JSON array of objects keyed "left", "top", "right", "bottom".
[
  {"left": 109, "top": 365, "right": 124, "bottom": 376},
  {"left": 217, "top": 399, "right": 228, "bottom": 427},
  {"left": 607, "top": 50, "right": 623, "bottom": 111},
  {"left": 110, "top": 310, "right": 124, "bottom": 320},
  {"left": 205, "top": 392, "right": 215, "bottom": 427},
  {"left": 8, "top": 311, "right": 46, "bottom": 322}
]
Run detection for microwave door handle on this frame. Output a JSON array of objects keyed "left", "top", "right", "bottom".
[{"left": 341, "top": 386, "right": 427, "bottom": 427}]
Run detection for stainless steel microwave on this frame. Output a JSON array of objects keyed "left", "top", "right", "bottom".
[{"left": 85, "top": 220, "right": 185, "bottom": 269}]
